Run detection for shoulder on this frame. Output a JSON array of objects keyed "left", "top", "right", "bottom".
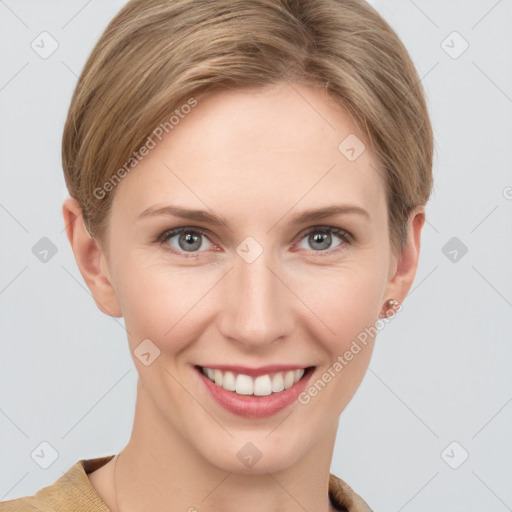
[
  {"left": 329, "top": 473, "right": 373, "bottom": 512},
  {"left": 0, "top": 496, "right": 41, "bottom": 512},
  {"left": 0, "top": 456, "right": 115, "bottom": 512}
]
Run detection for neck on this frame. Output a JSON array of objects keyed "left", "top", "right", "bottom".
[{"left": 113, "top": 378, "right": 338, "bottom": 512}]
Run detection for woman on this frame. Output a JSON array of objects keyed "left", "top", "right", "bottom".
[{"left": 0, "top": 0, "right": 432, "bottom": 510}]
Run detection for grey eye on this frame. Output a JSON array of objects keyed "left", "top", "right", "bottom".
[
  {"left": 297, "top": 228, "right": 345, "bottom": 252},
  {"left": 164, "top": 229, "right": 213, "bottom": 253}
]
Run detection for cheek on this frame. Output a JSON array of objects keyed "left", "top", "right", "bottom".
[
  {"left": 114, "top": 255, "right": 220, "bottom": 352},
  {"left": 294, "top": 258, "right": 387, "bottom": 350},
  {"left": 296, "top": 266, "right": 382, "bottom": 414}
]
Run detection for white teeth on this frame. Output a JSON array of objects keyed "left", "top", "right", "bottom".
[
  {"left": 284, "top": 371, "right": 295, "bottom": 389},
  {"left": 253, "top": 375, "right": 272, "bottom": 396},
  {"left": 200, "top": 366, "right": 307, "bottom": 396},
  {"left": 214, "top": 369, "right": 223, "bottom": 386},
  {"left": 235, "top": 374, "right": 253, "bottom": 395},
  {"left": 271, "top": 373, "right": 284, "bottom": 392},
  {"left": 223, "top": 371, "right": 236, "bottom": 391}
]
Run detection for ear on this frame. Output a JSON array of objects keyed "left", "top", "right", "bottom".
[
  {"left": 62, "top": 197, "right": 122, "bottom": 318},
  {"left": 383, "top": 206, "right": 426, "bottom": 308}
]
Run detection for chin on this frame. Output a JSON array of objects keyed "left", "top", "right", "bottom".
[{"left": 194, "top": 429, "right": 313, "bottom": 476}]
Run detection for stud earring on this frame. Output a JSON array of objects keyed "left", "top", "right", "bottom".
[{"left": 380, "top": 299, "right": 401, "bottom": 319}]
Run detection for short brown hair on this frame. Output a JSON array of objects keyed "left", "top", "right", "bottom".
[{"left": 62, "top": 0, "right": 433, "bottom": 254}]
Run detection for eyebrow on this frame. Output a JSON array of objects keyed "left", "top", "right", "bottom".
[{"left": 137, "top": 204, "right": 370, "bottom": 226}]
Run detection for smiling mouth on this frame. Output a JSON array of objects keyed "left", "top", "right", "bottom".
[{"left": 195, "top": 365, "right": 314, "bottom": 396}]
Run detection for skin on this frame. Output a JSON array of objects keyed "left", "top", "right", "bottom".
[{"left": 63, "top": 81, "right": 424, "bottom": 512}]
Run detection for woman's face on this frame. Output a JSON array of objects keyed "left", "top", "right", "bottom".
[{"left": 87, "top": 82, "right": 415, "bottom": 473}]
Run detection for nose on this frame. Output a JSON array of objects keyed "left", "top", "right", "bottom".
[{"left": 218, "top": 245, "right": 295, "bottom": 351}]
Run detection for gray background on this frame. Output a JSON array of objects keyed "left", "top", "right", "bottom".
[{"left": 1, "top": 1, "right": 511, "bottom": 510}]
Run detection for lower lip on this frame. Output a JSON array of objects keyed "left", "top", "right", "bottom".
[{"left": 195, "top": 366, "right": 314, "bottom": 418}]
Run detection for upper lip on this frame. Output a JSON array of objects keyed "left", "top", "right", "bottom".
[{"left": 195, "top": 364, "right": 312, "bottom": 377}]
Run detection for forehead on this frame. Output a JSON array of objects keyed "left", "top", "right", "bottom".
[{"left": 110, "top": 82, "right": 387, "bottom": 227}]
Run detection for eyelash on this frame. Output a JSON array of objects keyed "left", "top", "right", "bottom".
[{"left": 156, "top": 225, "right": 353, "bottom": 259}]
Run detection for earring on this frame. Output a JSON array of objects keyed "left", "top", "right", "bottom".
[{"left": 380, "top": 299, "right": 400, "bottom": 319}]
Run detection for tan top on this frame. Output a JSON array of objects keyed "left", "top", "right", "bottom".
[{"left": 0, "top": 455, "right": 372, "bottom": 511}]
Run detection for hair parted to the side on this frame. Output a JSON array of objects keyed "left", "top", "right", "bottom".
[{"left": 62, "top": 0, "right": 433, "bottom": 255}]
